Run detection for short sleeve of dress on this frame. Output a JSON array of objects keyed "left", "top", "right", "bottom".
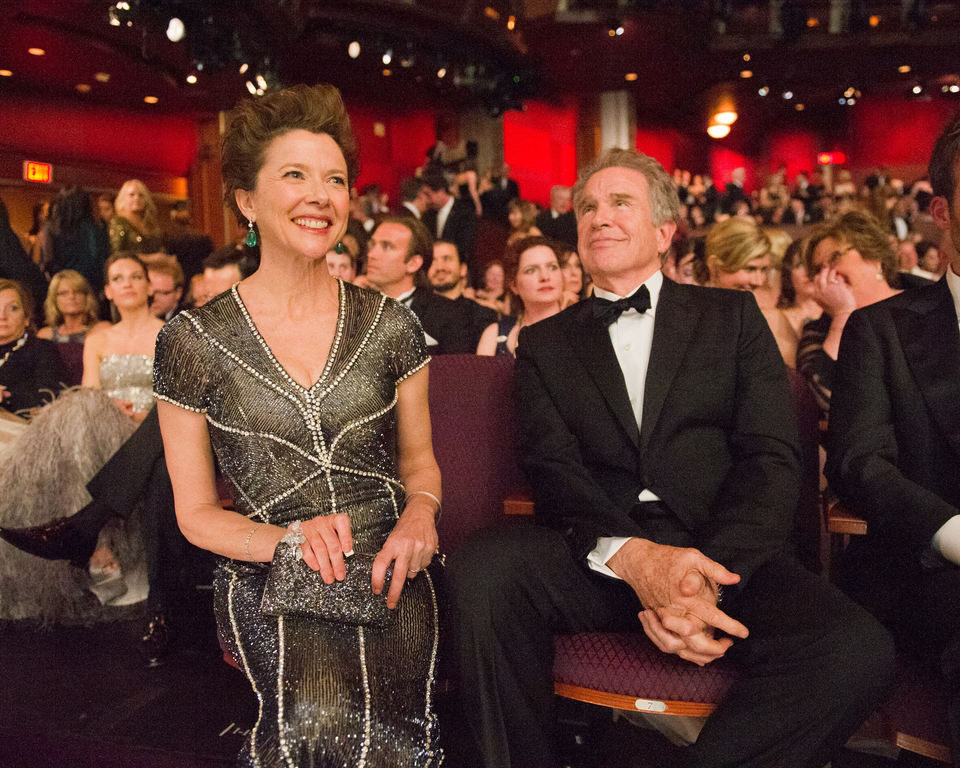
[
  {"left": 153, "top": 313, "right": 210, "bottom": 413},
  {"left": 385, "top": 300, "right": 431, "bottom": 384}
]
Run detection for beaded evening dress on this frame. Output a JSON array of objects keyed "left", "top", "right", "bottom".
[
  {"left": 153, "top": 281, "right": 442, "bottom": 768},
  {"left": 0, "top": 353, "right": 154, "bottom": 622}
]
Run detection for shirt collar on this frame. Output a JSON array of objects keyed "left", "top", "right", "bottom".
[
  {"left": 438, "top": 196, "right": 454, "bottom": 217},
  {"left": 395, "top": 286, "right": 417, "bottom": 306},
  {"left": 945, "top": 265, "right": 960, "bottom": 323},
  {"left": 593, "top": 270, "right": 663, "bottom": 314}
]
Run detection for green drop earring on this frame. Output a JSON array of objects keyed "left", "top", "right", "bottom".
[
  {"left": 334, "top": 240, "right": 345, "bottom": 254},
  {"left": 245, "top": 219, "right": 258, "bottom": 248}
]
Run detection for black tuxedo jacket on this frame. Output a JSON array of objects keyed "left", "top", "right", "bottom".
[
  {"left": 407, "top": 288, "right": 478, "bottom": 355},
  {"left": 424, "top": 200, "right": 477, "bottom": 273},
  {"left": 535, "top": 209, "right": 578, "bottom": 250},
  {"left": 826, "top": 279, "right": 960, "bottom": 556},
  {"left": 515, "top": 278, "right": 800, "bottom": 581}
]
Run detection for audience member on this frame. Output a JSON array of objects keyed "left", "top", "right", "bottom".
[
  {"left": 200, "top": 245, "right": 250, "bottom": 304},
  {"left": 661, "top": 242, "right": 701, "bottom": 286},
  {"left": 41, "top": 186, "right": 110, "bottom": 292},
  {"left": 479, "top": 162, "right": 520, "bottom": 226},
  {"left": 147, "top": 259, "right": 186, "bottom": 321},
  {"left": 798, "top": 212, "right": 901, "bottom": 417},
  {"left": 325, "top": 246, "right": 357, "bottom": 283},
  {"left": 428, "top": 240, "right": 496, "bottom": 350},
  {"left": 559, "top": 248, "right": 588, "bottom": 302},
  {"left": 96, "top": 192, "right": 116, "bottom": 228},
  {"left": 110, "top": 179, "right": 163, "bottom": 255},
  {"left": 0, "top": 196, "right": 48, "bottom": 319},
  {"left": 917, "top": 239, "right": 944, "bottom": 275},
  {"left": 399, "top": 177, "right": 428, "bottom": 220},
  {"left": 450, "top": 147, "right": 893, "bottom": 768},
  {"left": 506, "top": 198, "right": 542, "bottom": 245},
  {"left": 421, "top": 170, "right": 478, "bottom": 286},
  {"left": 776, "top": 237, "right": 823, "bottom": 355},
  {"left": 476, "top": 236, "right": 564, "bottom": 356},
  {"left": 26, "top": 199, "right": 51, "bottom": 266},
  {"left": 0, "top": 278, "right": 66, "bottom": 416},
  {"left": 161, "top": 201, "right": 213, "bottom": 282},
  {"left": 472, "top": 259, "right": 511, "bottom": 316},
  {"left": 722, "top": 166, "right": 748, "bottom": 215},
  {"left": 826, "top": 114, "right": 960, "bottom": 763},
  {"left": 455, "top": 140, "right": 483, "bottom": 217},
  {"left": 37, "top": 269, "right": 104, "bottom": 343},
  {"left": 534, "top": 184, "right": 577, "bottom": 249},
  {"left": 365, "top": 216, "right": 476, "bottom": 353}
]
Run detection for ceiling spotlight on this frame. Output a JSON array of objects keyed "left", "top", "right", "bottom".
[
  {"left": 165, "top": 17, "right": 185, "bottom": 43},
  {"left": 952, "top": 84, "right": 960, "bottom": 94},
  {"left": 869, "top": 14, "right": 880, "bottom": 27},
  {"left": 795, "top": 103, "right": 805, "bottom": 111},
  {"left": 714, "top": 110, "right": 738, "bottom": 125},
  {"left": 783, "top": 90, "right": 794, "bottom": 100},
  {"left": 0, "top": 69, "right": 12, "bottom": 77},
  {"left": 507, "top": 15, "right": 516, "bottom": 31},
  {"left": 898, "top": 65, "right": 911, "bottom": 74},
  {"left": 839, "top": 97, "right": 847, "bottom": 104},
  {"left": 382, "top": 49, "right": 392, "bottom": 65},
  {"left": 347, "top": 41, "right": 360, "bottom": 59},
  {"left": 239, "top": 62, "right": 249, "bottom": 74},
  {"left": 75, "top": 83, "right": 91, "bottom": 93},
  {"left": 256, "top": 74, "right": 267, "bottom": 90},
  {"left": 186, "top": 73, "right": 197, "bottom": 84},
  {"left": 942, "top": 85, "right": 951, "bottom": 93},
  {"left": 246, "top": 80, "right": 257, "bottom": 94},
  {"left": 742, "top": 53, "right": 751, "bottom": 62},
  {"left": 616, "top": 25, "right": 624, "bottom": 35},
  {"left": 806, "top": 17, "right": 819, "bottom": 27},
  {"left": 847, "top": 97, "right": 856, "bottom": 105},
  {"left": 27, "top": 48, "right": 45, "bottom": 56},
  {"left": 912, "top": 84, "right": 923, "bottom": 94},
  {"left": 707, "top": 124, "right": 731, "bottom": 139},
  {"left": 256, "top": 88, "right": 264, "bottom": 96},
  {"left": 758, "top": 86, "right": 769, "bottom": 96},
  {"left": 400, "top": 56, "right": 414, "bottom": 68},
  {"left": 144, "top": 96, "right": 158, "bottom": 104},
  {"left": 437, "top": 67, "right": 447, "bottom": 79},
  {"left": 844, "top": 87, "right": 855, "bottom": 98},
  {"left": 94, "top": 72, "right": 110, "bottom": 83},
  {"left": 624, "top": 72, "right": 638, "bottom": 81},
  {"left": 740, "top": 70, "right": 753, "bottom": 78}
]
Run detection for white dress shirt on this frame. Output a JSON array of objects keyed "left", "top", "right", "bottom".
[
  {"left": 435, "top": 196, "right": 454, "bottom": 239},
  {"left": 584, "top": 271, "right": 664, "bottom": 578},
  {"left": 929, "top": 266, "right": 960, "bottom": 566},
  {"left": 402, "top": 201, "right": 422, "bottom": 220}
]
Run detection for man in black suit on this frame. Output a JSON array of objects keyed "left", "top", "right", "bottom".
[
  {"left": 449, "top": 148, "right": 893, "bottom": 768},
  {"left": 428, "top": 239, "right": 496, "bottom": 352},
  {"left": 534, "top": 184, "right": 578, "bottom": 250},
  {"left": 421, "top": 171, "right": 478, "bottom": 286},
  {"left": 365, "top": 216, "right": 476, "bottom": 354},
  {"left": 826, "top": 115, "right": 960, "bottom": 764},
  {"left": 480, "top": 163, "right": 520, "bottom": 227},
  {"left": 722, "top": 166, "right": 748, "bottom": 215}
]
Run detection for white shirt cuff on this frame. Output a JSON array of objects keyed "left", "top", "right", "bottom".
[
  {"left": 931, "top": 515, "right": 960, "bottom": 566},
  {"left": 586, "top": 536, "right": 632, "bottom": 579}
]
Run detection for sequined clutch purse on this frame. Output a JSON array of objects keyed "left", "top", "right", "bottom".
[{"left": 260, "top": 544, "right": 395, "bottom": 627}]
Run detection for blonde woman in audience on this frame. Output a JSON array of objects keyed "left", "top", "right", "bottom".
[
  {"left": 109, "top": 179, "right": 163, "bottom": 255},
  {"left": 706, "top": 216, "right": 799, "bottom": 366},
  {"left": 477, "top": 236, "right": 564, "bottom": 356},
  {"left": 37, "top": 270, "right": 105, "bottom": 344}
]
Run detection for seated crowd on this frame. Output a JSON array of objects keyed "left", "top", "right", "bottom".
[{"left": 0, "top": 102, "right": 958, "bottom": 768}]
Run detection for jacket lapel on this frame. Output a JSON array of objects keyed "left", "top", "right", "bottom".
[
  {"left": 639, "top": 279, "right": 700, "bottom": 453},
  {"left": 896, "top": 279, "right": 960, "bottom": 458},
  {"left": 571, "top": 300, "right": 641, "bottom": 448}
]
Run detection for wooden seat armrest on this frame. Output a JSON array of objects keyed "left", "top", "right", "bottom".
[
  {"left": 826, "top": 499, "right": 868, "bottom": 536},
  {"left": 504, "top": 491, "right": 534, "bottom": 516}
]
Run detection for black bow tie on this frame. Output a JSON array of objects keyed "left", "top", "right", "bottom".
[{"left": 593, "top": 286, "right": 651, "bottom": 326}]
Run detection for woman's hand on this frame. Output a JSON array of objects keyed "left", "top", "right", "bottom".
[
  {"left": 298, "top": 513, "right": 354, "bottom": 584},
  {"left": 372, "top": 502, "right": 438, "bottom": 610},
  {"left": 113, "top": 398, "right": 136, "bottom": 419},
  {"left": 813, "top": 266, "right": 857, "bottom": 316}
]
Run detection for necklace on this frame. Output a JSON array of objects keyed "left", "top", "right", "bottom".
[{"left": 0, "top": 332, "right": 28, "bottom": 370}]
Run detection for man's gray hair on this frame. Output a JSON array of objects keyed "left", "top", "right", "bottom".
[{"left": 572, "top": 148, "right": 680, "bottom": 227}]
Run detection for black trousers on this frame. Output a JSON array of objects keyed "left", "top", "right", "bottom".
[
  {"left": 87, "top": 408, "right": 195, "bottom": 616},
  {"left": 448, "top": 525, "right": 895, "bottom": 768}
]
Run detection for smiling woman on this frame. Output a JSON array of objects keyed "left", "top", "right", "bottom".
[{"left": 153, "top": 84, "right": 444, "bottom": 767}]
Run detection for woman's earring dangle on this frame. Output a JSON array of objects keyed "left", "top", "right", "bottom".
[
  {"left": 245, "top": 219, "right": 258, "bottom": 248},
  {"left": 334, "top": 240, "right": 345, "bottom": 255}
]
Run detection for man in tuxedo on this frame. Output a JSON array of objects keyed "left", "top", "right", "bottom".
[
  {"left": 722, "top": 166, "right": 748, "bottom": 215},
  {"left": 399, "top": 177, "right": 429, "bottom": 220},
  {"left": 535, "top": 184, "right": 578, "bottom": 249},
  {"left": 449, "top": 148, "right": 893, "bottom": 768},
  {"left": 148, "top": 260, "right": 185, "bottom": 321},
  {"left": 365, "top": 216, "right": 476, "bottom": 354},
  {"left": 826, "top": 115, "right": 960, "bottom": 764},
  {"left": 421, "top": 171, "right": 478, "bottom": 286},
  {"left": 480, "top": 163, "right": 520, "bottom": 227},
  {"left": 428, "top": 240, "right": 496, "bottom": 352}
]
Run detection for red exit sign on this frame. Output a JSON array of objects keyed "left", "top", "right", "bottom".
[{"left": 23, "top": 161, "right": 53, "bottom": 183}]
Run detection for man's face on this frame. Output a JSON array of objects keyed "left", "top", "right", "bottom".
[
  {"left": 366, "top": 222, "right": 419, "bottom": 291},
  {"left": 425, "top": 186, "right": 448, "bottom": 210},
  {"left": 552, "top": 188, "right": 572, "bottom": 214},
  {"left": 202, "top": 264, "right": 242, "bottom": 301},
  {"left": 97, "top": 199, "right": 115, "bottom": 222},
  {"left": 575, "top": 166, "right": 675, "bottom": 289},
  {"left": 149, "top": 272, "right": 182, "bottom": 317},
  {"left": 930, "top": 160, "right": 960, "bottom": 271},
  {"left": 412, "top": 189, "right": 430, "bottom": 214},
  {"left": 429, "top": 242, "right": 464, "bottom": 292}
]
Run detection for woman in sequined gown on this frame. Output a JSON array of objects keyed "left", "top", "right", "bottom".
[
  {"left": 0, "top": 253, "right": 161, "bottom": 619},
  {"left": 154, "top": 84, "right": 443, "bottom": 767}
]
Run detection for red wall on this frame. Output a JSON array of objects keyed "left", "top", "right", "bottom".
[
  {"left": 636, "top": 127, "right": 679, "bottom": 174},
  {"left": 0, "top": 96, "right": 199, "bottom": 175},
  {"left": 504, "top": 99, "right": 578, "bottom": 207},
  {"left": 765, "top": 131, "right": 820, "bottom": 182}
]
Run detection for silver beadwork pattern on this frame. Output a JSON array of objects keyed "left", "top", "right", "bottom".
[{"left": 155, "top": 281, "right": 441, "bottom": 767}]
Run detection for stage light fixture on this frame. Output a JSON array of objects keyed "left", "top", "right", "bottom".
[
  {"left": 912, "top": 84, "right": 923, "bottom": 94},
  {"left": 795, "top": 103, "right": 805, "bottom": 111},
  {"left": 239, "top": 63, "right": 249, "bottom": 74},
  {"left": 382, "top": 49, "right": 392, "bottom": 65},
  {"left": 95, "top": 72, "right": 110, "bottom": 83},
  {"left": 166, "top": 17, "right": 185, "bottom": 42},
  {"left": 758, "top": 86, "right": 769, "bottom": 96},
  {"left": 75, "top": 83, "right": 91, "bottom": 93},
  {"left": 0, "top": 70, "right": 12, "bottom": 77},
  {"left": 144, "top": 96, "right": 158, "bottom": 104},
  {"left": 28, "top": 48, "right": 45, "bottom": 56},
  {"left": 624, "top": 72, "right": 638, "bottom": 81},
  {"left": 256, "top": 74, "right": 267, "bottom": 90},
  {"left": 782, "top": 90, "right": 793, "bottom": 100},
  {"left": 507, "top": 16, "right": 516, "bottom": 31},
  {"left": 707, "top": 124, "right": 730, "bottom": 139},
  {"left": 186, "top": 73, "right": 197, "bottom": 84},
  {"left": 714, "top": 110, "right": 738, "bottom": 125},
  {"left": 437, "top": 67, "right": 447, "bottom": 79},
  {"left": 246, "top": 80, "right": 257, "bottom": 94},
  {"left": 898, "top": 65, "right": 911, "bottom": 74},
  {"left": 348, "top": 41, "right": 361, "bottom": 59},
  {"left": 740, "top": 70, "right": 753, "bottom": 78}
]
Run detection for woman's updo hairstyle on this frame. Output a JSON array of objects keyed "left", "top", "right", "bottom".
[{"left": 221, "top": 84, "right": 360, "bottom": 224}]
